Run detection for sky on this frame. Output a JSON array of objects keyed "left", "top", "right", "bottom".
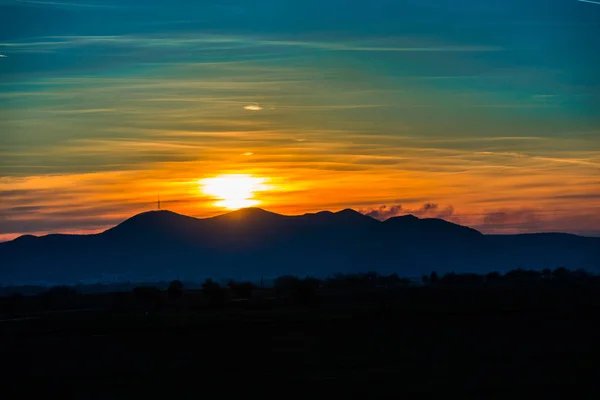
[{"left": 1, "top": 0, "right": 600, "bottom": 241}]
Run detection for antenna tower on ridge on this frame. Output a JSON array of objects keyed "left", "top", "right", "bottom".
[{"left": 157, "top": 193, "right": 161, "bottom": 210}]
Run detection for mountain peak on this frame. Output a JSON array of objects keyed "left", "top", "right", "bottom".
[
  {"left": 219, "top": 207, "right": 282, "bottom": 218},
  {"left": 102, "top": 209, "right": 196, "bottom": 235},
  {"left": 330, "top": 208, "right": 379, "bottom": 225},
  {"left": 121, "top": 209, "right": 184, "bottom": 223},
  {"left": 336, "top": 208, "right": 376, "bottom": 219},
  {"left": 336, "top": 208, "right": 362, "bottom": 215},
  {"left": 385, "top": 214, "right": 419, "bottom": 222}
]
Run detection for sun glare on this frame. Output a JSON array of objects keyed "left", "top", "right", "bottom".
[{"left": 199, "top": 174, "right": 271, "bottom": 210}]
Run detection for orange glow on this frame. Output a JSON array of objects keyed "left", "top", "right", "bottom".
[{"left": 199, "top": 174, "right": 272, "bottom": 210}]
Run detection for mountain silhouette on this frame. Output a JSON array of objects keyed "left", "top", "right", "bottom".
[{"left": 0, "top": 208, "right": 598, "bottom": 285}]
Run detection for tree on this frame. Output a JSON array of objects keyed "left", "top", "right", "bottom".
[
  {"left": 382, "top": 273, "right": 403, "bottom": 287},
  {"left": 553, "top": 267, "right": 570, "bottom": 281},
  {"left": 440, "top": 272, "right": 456, "bottom": 284},
  {"left": 430, "top": 271, "right": 439, "bottom": 284},
  {"left": 227, "top": 280, "right": 256, "bottom": 299},
  {"left": 541, "top": 268, "right": 552, "bottom": 280},
  {"left": 201, "top": 279, "right": 225, "bottom": 308},
  {"left": 572, "top": 269, "right": 589, "bottom": 280},
  {"left": 167, "top": 280, "right": 184, "bottom": 301},
  {"left": 201, "top": 278, "right": 220, "bottom": 292},
  {"left": 40, "top": 285, "right": 78, "bottom": 310},
  {"left": 274, "top": 275, "right": 301, "bottom": 296},
  {"left": 486, "top": 271, "right": 501, "bottom": 283},
  {"left": 293, "top": 277, "right": 321, "bottom": 306},
  {"left": 132, "top": 286, "right": 161, "bottom": 309},
  {"left": 274, "top": 276, "right": 320, "bottom": 306}
]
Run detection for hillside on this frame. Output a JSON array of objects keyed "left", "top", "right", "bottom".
[{"left": 0, "top": 208, "right": 598, "bottom": 285}]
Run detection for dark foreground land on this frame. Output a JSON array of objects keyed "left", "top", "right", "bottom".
[{"left": 2, "top": 279, "right": 600, "bottom": 398}]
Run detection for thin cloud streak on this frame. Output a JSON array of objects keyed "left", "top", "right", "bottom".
[
  {"left": 15, "top": 0, "right": 132, "bottom": 8},
  {"left": 0, "top": 34, "right": 502, "bottom": 54}
]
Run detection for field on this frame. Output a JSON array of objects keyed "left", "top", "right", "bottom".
[{"left": 2, "top": 284, "right": 600, "bottom": 398}]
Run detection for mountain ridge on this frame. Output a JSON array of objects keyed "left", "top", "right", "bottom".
[
  {"left": 5, "top": 207, "right": 597, "bottom": 242},
  {"left": 1, "top": 207, "right": 598, "bottom": 285}
]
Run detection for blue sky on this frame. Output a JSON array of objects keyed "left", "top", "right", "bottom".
[{"left": 1, "top": 0, "right": 599, "bottom": 240}]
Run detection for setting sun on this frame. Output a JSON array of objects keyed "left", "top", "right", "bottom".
[{"left": 199, "top": 174, "right": 272, "bottom": 210}]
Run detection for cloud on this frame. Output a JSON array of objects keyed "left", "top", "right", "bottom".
[
  {"left": 552, "top": 193, "right": 600, "bottom": 200},
  {"left": 0, "top": 34, "right": 501, "bottom": 56},
  {"left": 408, "top": 203, "right": 455, "bottom": 219},
  {"left": 258, "top": 39, "right": 501, "bottom": 52},
  {"left": 361, "top": 204, "right": 404, "bottom": 220},
  {"left": 475, "top": 151, "right": 599, "bottom": 167},
  {"left": 244, "top": 104, "right": 263, "bottom": 111},
  {"left": 0, "top": 54, "right": 6, "bottom": 58},
  {"left": 15, "top": 0, "right": 125, "bottom": 8},
  {"left": 360, "top": 203, "right": 455, "bottom": 221}
]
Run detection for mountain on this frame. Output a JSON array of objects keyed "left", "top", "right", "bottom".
[{"left": 0, "top": 208, "right": 598, "bottom": 285}]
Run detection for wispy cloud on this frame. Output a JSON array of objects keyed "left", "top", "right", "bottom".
[
  {"left": 15, "top": 0, "right": 126, "bottom": 8},
  {"left": 477, "top": 151, "right": 600, "bottom": 167},
  {"left": 577, "top": 0, "right": 600, "bottom": 5},
  {"left": 0, "top": 34, "right": 502, "bottom": 55}
]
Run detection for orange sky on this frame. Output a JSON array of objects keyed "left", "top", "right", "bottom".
[{"left": 2, "top": 4, "right": 600, "bottom": 240}]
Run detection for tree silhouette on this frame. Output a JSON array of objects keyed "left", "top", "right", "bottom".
[
  {"left": 486, "top": 271, "right": 501, "bottom": 283},
  {"left": 132, "top": 286, "right": 161, "bottom": 310},
  {"left": 422, "top": 274, "right": 430, "bottom": 285},
  {"left": 201, "top": 278, "right": 221, "bottom": 293},
  {"left": 541, "top": 268, "right": 552, "bottom": 280},
  {"left": 441, "top": 272, "right": 455, "bottom": 284},
  {"left": 274, "top": 276, "right": 320, "bottom": 306},
  {"left": 553, "top": 267, "right": 570, "bottom": 281},
  {"left": 201, "top": 279, "right": 225, "bottom": 308},
  {"left": 227, "top": 280, "right": 256, "bottom": 299},
  {"left": 40, "top": 285, "right": 78, "bottom": 310},
  {"left": 167, "top": 280, "right": 184, "bottom": 301},
  {"left": 383, "top": 273, "right": 405, "bottom": 288},
  {"left": 274, "top": 275, "right": 300, "bottom": 295}
]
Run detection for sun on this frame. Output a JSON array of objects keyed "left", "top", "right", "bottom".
[{"left": 199, "top": 174, "right": 272, "bottom": 210}]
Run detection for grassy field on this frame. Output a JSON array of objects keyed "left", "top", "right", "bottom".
[{"left": 2, "top": 285, "right": 599, "bottom": 398}]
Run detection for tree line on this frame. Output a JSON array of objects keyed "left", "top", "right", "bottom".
[{"left": 1, "top": 267, "right": 597, "bottom": 315}]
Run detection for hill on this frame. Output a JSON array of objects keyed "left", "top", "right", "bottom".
[{"left": 0, "top": 208, "right": 598, "bottom": 285}]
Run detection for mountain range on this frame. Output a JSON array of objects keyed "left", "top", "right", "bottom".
[{"left": 1, "top": 208, "right": 598, "bottom": 285}]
